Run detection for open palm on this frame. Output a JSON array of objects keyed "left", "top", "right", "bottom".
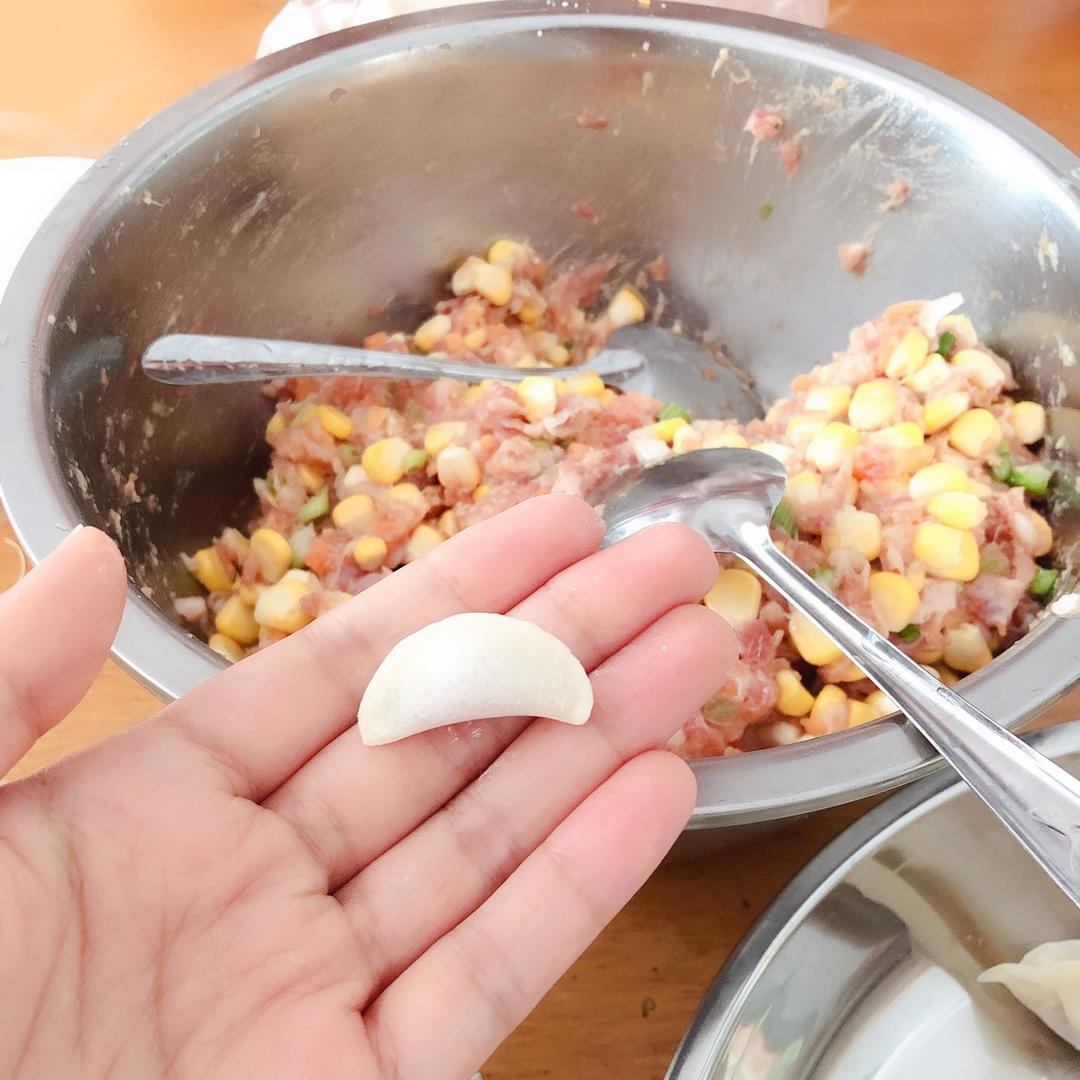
[{"left": 0, "top": 496, "right": 734, "bottom": 1079}]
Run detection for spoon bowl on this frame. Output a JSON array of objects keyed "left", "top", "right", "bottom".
[{"left": 597, "top": 448, "right": 1080, "bottom": 910}]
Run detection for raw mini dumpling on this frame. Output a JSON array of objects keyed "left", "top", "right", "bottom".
[
  {"left": 979, "top": 939, "right": 1080, "bottom": 1050},
  {"left": 357, "top": 612, "right": 594, "bottom": 746}
]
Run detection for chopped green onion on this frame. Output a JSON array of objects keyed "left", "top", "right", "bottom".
[
  {"left": 297, "top": 487, "right": 329, "bottom": 524},
  {"left": 936, "top": 330, "right": 956, "bottom": 357},
  {"left": 289, "top": 525, "right": 315, "bottom": 568},
  {"left": 898, "top": 624, "right": 921, "bottom": 644},
  {"left": 758, "top": 202, "right": 775, "bottom": 221},
  {"left": 557, "top": 437, "right": 574, "bottom": 451},
  {"left": 990, "top": 445, "right": 1013, "bottom": 484},
  {"left": 811, "top": 566, "right": 838, "bottom": 591},
  {"left": 658, "top": 402, "right": 692, "bottom": 423},
  {"left": 339, "top": 444, "right": 361, "bottom": 464},
  {"left": 771, "top": 496, "right": 798, "bottom": 538},
  {"left": 531, "top": 438, "right": 554, "bottom": 451},
  {"left": 403, "top": 448, "right": 428, "bottom": 473},
  {"left": 1030, "top": 567, "right": 1059, "bottom": 599},
  {"left": 1007, "top": 462, "right": 1053, "bottom": 497}
]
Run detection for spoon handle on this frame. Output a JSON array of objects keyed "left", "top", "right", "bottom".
[
  {"left": 142, "top": 333, "right": 642, "bottom": 386},
  {"left": 739, "top": 523, "right": 1080, "bottom": 910}
]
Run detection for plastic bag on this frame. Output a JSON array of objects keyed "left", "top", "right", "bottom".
[{"left": 257, "top": 0, "right": 828, "bottom": 57}]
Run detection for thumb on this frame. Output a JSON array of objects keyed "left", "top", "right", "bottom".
[{"left": 0, "top": 526, "right": 126, "bottom": 775}]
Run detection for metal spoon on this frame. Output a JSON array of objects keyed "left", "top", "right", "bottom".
[
  {"left": 596, "top": 447, "right": 1080, "bottom": 910},
  {"left": 141, "top": 324, "right": 763, "bottom": 422}
]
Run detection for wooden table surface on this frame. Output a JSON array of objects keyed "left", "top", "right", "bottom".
[{"left": 1, "top": 1, "right": 1078, "bottom": 1076}]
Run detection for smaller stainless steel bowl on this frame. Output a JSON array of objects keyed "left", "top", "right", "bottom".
[
  {"left": 1, "top": 3, "right": 1079, "bottom": 835},
  {"left": 668, "top": 719, "right": 1080, "bottom": 1079}
]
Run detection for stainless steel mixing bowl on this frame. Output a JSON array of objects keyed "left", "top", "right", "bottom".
[{"left": 1, "top": 2, "right": 1078, "bottom": 832}]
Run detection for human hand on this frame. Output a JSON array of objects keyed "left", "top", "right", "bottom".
[{"left": 0, "top": 496, "right": 735, "bottom": 1079}]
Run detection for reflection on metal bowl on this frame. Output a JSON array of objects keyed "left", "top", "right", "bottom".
[{"left": 0, "top": 2, "right": 1078, "bottom": 832}]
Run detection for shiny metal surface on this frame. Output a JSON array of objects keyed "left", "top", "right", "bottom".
[
  {"left": 142, "top": 325, "right": 763, "bottom": 419},
  {"left": 604, "top": 449, "right": 1080, "bottom": 905},
  {"left": 0, "top": 3, "right": 1079, "bottom": 830},
  {"left": 668, "top": 720, "right": 1080, "bottom": 1079}
]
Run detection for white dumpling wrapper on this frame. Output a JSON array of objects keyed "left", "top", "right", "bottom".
[
  {"left": 357, "top": 613, "right": 593, "bottom": 746},
  {"left": 979, "top": 939, "right": 1080, "bottom": 1051}
]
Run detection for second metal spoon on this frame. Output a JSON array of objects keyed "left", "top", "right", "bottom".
[{"left": 596, "top": 447, "right": 1080, "bottom": 910}]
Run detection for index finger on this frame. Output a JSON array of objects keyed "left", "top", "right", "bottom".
[{"left": 150, "top": 495, "right": 604, "bottom": 798}]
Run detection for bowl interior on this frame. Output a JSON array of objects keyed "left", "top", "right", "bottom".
[{"left": 3, "top": 6, "right": 1080, "bottom": 800}]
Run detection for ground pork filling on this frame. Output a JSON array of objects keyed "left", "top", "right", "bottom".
[{"left": 180, "top": 242, "right": 1058, "bottom": 759}]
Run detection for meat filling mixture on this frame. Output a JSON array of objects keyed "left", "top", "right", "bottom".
[{"left": 179, "top": 241, "right": 1058, "bottom": 758}]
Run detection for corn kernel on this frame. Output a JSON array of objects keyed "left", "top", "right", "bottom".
[
  {"left": 672, "top": 424, "right": 704, "bottom": 455},
  {"left": 806, "top": 422, "right": 859, "bottom": 471},
  {"left": 752, "top": 442, "right": 795, "bottom": 466},
  {"left": 1016, "top": 509, "right": 1053, "bottom": 557},
  {"left": 414, "top": 313, "right": 452, "bottom": 353},
  {"left": 437, "top": 509, "right": 458, "bottom": 538},
  {"left": 332, "top": 493, "right": 376, "bottom": 532},
  {"left": 424, "top": 420, "right": 467, "bottom": 457},
  {"left": 847, "top": 700, "right": 876, "bottom": 727},
  {"left": 463, "top": 327, "right": 488, "bottom": 350},
  {"left": 923, "top": 392, "right": 971, "bottom": 434},
  {"left": 703, "top": 429, "right": 749, "bottom": 449},
  {"left": 464, "top": 381, "right": 493, "bottom": 406},
  {"left": 566, "top": 373, "right": 606, "bottom": 398},
  {"left": 788, "top": 610, "right": 843, "bottom": 665},
  {"left": 607, "top": 288, "right": 646, "bottom": 328},
  {"left": 952, "top": 348, "right": 1005, "bottom": 390},
  {"left": 913, "top": 522, "right": 980, "bottom": 581},
  {"left": 927, "top": 491, "right": 987, "bottom": 530},
  {"left": 437, "top": 445, "right": 482, "bottom": 491},
  {"left": 1010, "top": 401, "right": 1046, "bottom": 445},
  {"left": 315, "top": 404, "right": 353, "bottom": 441},
  {"left": 191, "top": 547, "right": 234, "bottom": 593},
  {"left": 296, "top": 464, "right": 324, "bottom": 493},
  {"left": 785, "top": 415, "right": 827, "bottom": 444},
  {"left": 870, "top": 421, "right": 924, "bottom": 449},
  {"left": 865, "top": 689, "right": 898, "bottom": 719},
  {"left": 809, "top": 684, "right": 848, "bottom": 732},
  {"left": 775, "top": 669, "right": 814, "bottom": 717},
  {"left": 905, "top": 353, "right": 951, "bottom": 394},
  {"left": 387, "top": 483, "right": 427, "bottom": 510},
  {"left": 518, "top": 299, "right": 546, "bottom": 324},
  {"left": 266, "top": 411, "right": 286, "bottom": 438},
  {"left": 824, "top": 507, "right": 882, "bottom": 561},
  {"left": 215, "top": 594, "right": 259, "bottom": 645},
  {"left": 451, "top": 256, "right": 514, "bottom": 306},
  {"left": 473, "top": 483, "right": 490, "bottom": 502},
  {"left": 935, "top": 663, "right": 961, "bottom": 686},
  {"left": 704, "top": 568, "right": 762, "bottom": 628},
  {"left": 848, "top": 381, "right": 897, "bottom": 430},
  {"left": 362, "top": 437, "right": 412, "bottom": 484},
  {"left": 943, "top": 622, "right": 993, "bottom": 673},
  {"left": 654, "top": 416, "right": 688, "bottom": 444},
  {"left": 487, "top": 238, "right": 528, "bottom": 268},
  {"left": 785, "top": 470, "right": 822, "bottom": 513},
  {"left": 208, "top": 633, "right": 245, "bottom": 663},
  {"left": 404, "top": 523, "right": 444, "bottom": 563},
  {"left": 517, "top": 376, "right": 559, "bottom": 422},
  {"left": 352, "top": 534, "right": 388, "bottom": 571},
  {"left": 908, "top": 463, "right": 972, "bottom": 500},
  {"left": 513, "top": 354, "right": 539, "bottom": 369},
  {"left": 804, "top": 386, "right": 851, "bottom": 419},
  {"left": 235, "top": 583, "right": 260, "bottom": 607},
  {"left": 868, "top": 571, "right": 920, "bottom": 633},
  {"left": 253, "top": 579, "right": 312, "bottom": 634},
  {"left": 885, "top": 329, "right": 930, "bottom": 379},
  {"left": 948, "top": 408, "right": 1002, "bottom": 458}
]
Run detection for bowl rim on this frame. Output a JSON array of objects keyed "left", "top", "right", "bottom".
[
  {"left": 665, "top": 719, "right": 1080, "bottom": 1077},
  {"left": 0, "top": 1, "right": 1078, "bottom": 825}
]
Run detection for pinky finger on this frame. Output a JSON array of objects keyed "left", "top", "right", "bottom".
[{"left": 362, "top": 750, "right": 695, "bottom": 1080}]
